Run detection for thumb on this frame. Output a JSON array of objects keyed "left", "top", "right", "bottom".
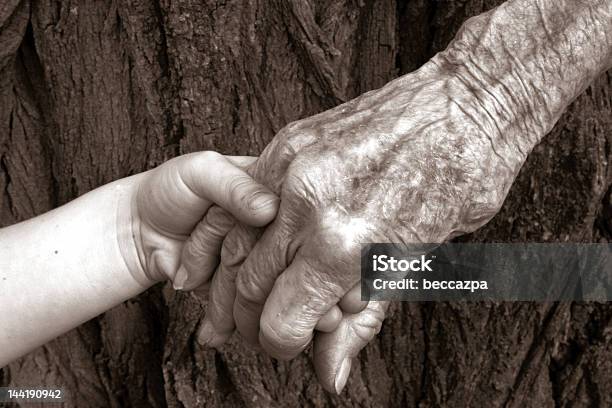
[
  {"left": 179, "top": 152, "right": 279, "bottom": 227},
  {"left": 313, "top": 301, "right": 389, "bottom": 394}
]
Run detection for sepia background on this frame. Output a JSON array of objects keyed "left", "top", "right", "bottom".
[{"left": 0, "top": 0, "right": 611, "bottom": 406}]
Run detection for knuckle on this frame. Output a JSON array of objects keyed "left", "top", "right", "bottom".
[
  {"left": 285, "top": 128, "right": 316, "bottom": 155},
  {"left": 303, "top": 265, "right": 351, "bottom": 308},
  {"left": 183, "top": 236, "right": 212, "bottom": 264},
  {"left": 351, "top": 309, "right": 386, "bottom": 343},
  {"left": 277, "top": 122, "right": 317, "bottom": 154},
  {"left": 227, "top": 174, "right": 255, "bottom": 204},
  {"left": 260, "top": 318, "right": 309, "bottom": 358},
  {"left": 315, "top": 208, "right": 369, "bottom": 259},
  {"left": 338, "top": 303, "right": 388, "bottom": 350},
  {"left": 282, "top": 156, "right": 329, "bottom": 213},
  {"left": 183, "top": 232, "right": 217, "bottom": 265},
  {"left": 196, "top": 150, "right": 222, "bottom": 164},
  {"left": 220, "top": 226, "right": 255, "bottom": 268},
  {"left": 272, "top": 211, "right": 365, "bottom": 295},
  {"left": 203, "top": 207, "right": 234, "bottom": 237},
  {"left": 185, "top": 212, "right": 233, "bottom": 260},
  {"left": 207, "top": 205, "right": 233, "bottom": 223},
  {"left": 255, "top": 124, "right": 317, "bottom": 189},
  {"left": 281, "top": 259, "right": 348, "bottom": 316},
  {"left": 186, "top": 151, "right": 222, "bottom": 175},
  {"left": 235, "top": 269, "right": 268, "bottom": 304},
  {"left": 200, "top": 221, "right": 227, "bottom": 241}
]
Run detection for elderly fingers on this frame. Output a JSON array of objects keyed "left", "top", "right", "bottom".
[{"left": 313, "top": 301, "right": 389, "bottom": 394}]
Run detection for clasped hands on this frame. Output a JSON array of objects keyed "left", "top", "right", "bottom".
[{"left": 129, "top": 57, "right": 525, "bottom": 393}]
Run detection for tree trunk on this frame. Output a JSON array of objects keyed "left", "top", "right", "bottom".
[{"left": 1, "top": 0, "right": 610, "bottom": 406}]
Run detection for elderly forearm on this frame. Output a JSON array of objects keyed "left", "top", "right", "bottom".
[{"left": 435, "top": 0, "right": 612, "bottom": 154}]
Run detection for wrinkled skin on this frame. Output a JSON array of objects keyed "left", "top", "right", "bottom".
[
  {"left": 232, "top": 58, "right": 527, "bottom": 347},
  {"left": 185, "top": 57, "right": 530, "bottom": 392},
  {"left": 180, "top": 0, "right": 612, "bottom": 393}
]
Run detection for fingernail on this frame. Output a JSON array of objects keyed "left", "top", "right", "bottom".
[
  {"left": 197, "top": 320, "right": 231, "bottom": 348},
  {"left": 197, "top": 319, "right": 215, "bottom": 346},
  {"left": 249, "top": 192, "right": 278, "bottom": 210},
  {"left": 334, "top": 358, "right": 351, "bottom": 394},
  {"left": 173, "top": 265, "right": 189, "bottom": 290}
]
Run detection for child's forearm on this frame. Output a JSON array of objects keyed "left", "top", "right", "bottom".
[{"left": 0, "top": 174, "right": 150, "bottom": 366}]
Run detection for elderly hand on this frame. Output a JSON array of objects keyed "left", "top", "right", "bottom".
[
  {"left": 185, "top": 57, "right": 529, "bottom": 391},
  {"left": 227, "top": 57, "right": 526, "bottom": 349},
  {"left": 185, "top": 0, "right": 612, "bottom": 392}
]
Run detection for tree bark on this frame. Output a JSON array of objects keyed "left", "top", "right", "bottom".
[{"left": 0, "top": 0, "right": 610, "bottom": 406}]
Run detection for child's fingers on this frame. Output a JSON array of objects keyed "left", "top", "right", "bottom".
[{"left": 174, "top": 207, "right": 235, "bottom": 290}]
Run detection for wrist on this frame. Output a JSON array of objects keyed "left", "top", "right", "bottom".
[
  {"left": 390, "top": 59, "right": 530, "bottom": 235},
  {"left": 431, "top": 0, "right": 612, "bottom": 155},
  {"left": 114, "top": 172, "right": 155, "bottom": 288}
]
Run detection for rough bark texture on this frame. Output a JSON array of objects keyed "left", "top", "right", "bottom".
[{"left": 1, "top": 0, "right": 611, "bottom": 407}]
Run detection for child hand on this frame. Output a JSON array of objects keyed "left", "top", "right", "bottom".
[{"left": 125, "top": 152, "right": 278, "bottom": 290}]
